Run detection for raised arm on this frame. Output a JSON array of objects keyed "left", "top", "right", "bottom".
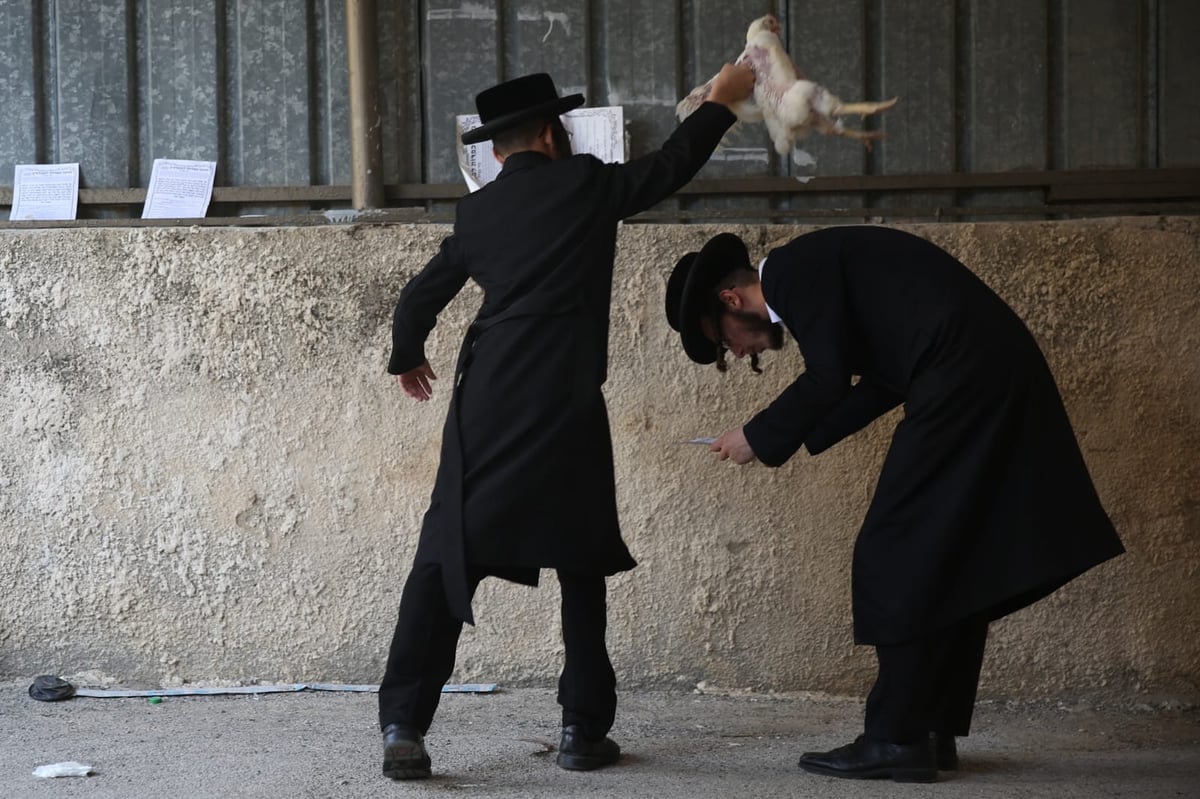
[{"left": 605, "top": 63, "right": 754, "bottom": 219}]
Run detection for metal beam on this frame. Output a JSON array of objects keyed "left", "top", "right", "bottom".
[
  {"left": 4, "top": 201, "right": 1200, "bottom": 232},
  {"left": 1, "top": 168, "right": 1198, "bottom": 213}
]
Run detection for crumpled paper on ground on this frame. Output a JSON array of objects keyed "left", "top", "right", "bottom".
[{"left": 32, "top": 761, "right": 94, "bottom": 779}]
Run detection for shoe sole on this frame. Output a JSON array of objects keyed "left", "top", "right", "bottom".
[
  {"left": 383, "top": 761, "right": 431, "bottom": 781},
  {"left": 383, "top": 744, "right": 431, "bottom": 780},
  {"left": 799, "top": 761, "right": 937, "bottom": 783},
  {"left": 556, "top": 752, "right": 619, "bottom": 771}
]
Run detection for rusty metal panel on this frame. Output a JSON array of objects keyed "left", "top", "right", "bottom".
[
  {"left": 314, "top": 0, "right": 351, "bottom": 187},
  {"left": 223, "top": 0, "right": 312, "bottom": 186},
  {"left": 507, "top": 1, "right": 587, "bottom": 90},
  {"left": 0, "top": 3, "right": 40, "bottom": 185},
  {"left": 1159, "top": 0, "right": 1200, "bottom": 166},
  {"left": 685, "top": 0, "right": 774, "bottom": 179},
  {"left": 962, "top": 0, "right": 1048, "bottom": 213},
  {"left": 1059, "top": 0, "right": 1144, "bottom": 169},
  {"left": 138, "top": 0, "right": 220, "bottom": 185},
  {"left": 422, "top": 0, "right": 501, "bottom": 183},
  {"left": 876, "top": 0, "right": 956, "bottom": 210},
  {"left": 593, "top": 0, "right": 682, "bottom": 215},
  {"left": 54, "top": 0, "right": 135, "bottom": 189},
  {"left": 964, "top": 1, "right": 1048, "bottom": 171},
  {"left": 378, "top": 1, "right": 423, "bottom": 183},
  {"left": 785, "top": 0, "right": 871, "bottom": 213},
  {"left": 683, "top": 0, "right": 772, "bottom": 216},
  {"left": 596, "top": 0, "right": 679, "bottom": 161}
]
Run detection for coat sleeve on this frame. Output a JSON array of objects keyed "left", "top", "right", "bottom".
[
  {"left": 602, "top": 102, "right": 736, "bottom": 219},
  {"left": 803, "top": 377, "right": 903, "bottom": 455},
  {"left": 387, "top": 234, "right": 470, "bottom": 375},
  {"left": 742, "top": 238, "right": 856, "bottom": 466}
]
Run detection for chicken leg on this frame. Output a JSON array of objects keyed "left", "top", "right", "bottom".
[{"left": 832, "top": 97, "right": 898, "bottom": 117}]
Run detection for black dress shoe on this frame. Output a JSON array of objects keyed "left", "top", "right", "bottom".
[
  {"left": 382, "top": 723, "right": 431, "bottom": 780},
  {"left": 799, "top": 736, "right": 937, "bottom": 783},
  {"left": 556, "top": 724, "right": 621, "bottom": 771},
  {"left": 933, "top": 732, "right": 959, "bottom": 771}
]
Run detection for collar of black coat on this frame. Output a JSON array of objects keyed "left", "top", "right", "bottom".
[{"left": 497, "top": 150, "right": 554, "bottom": 179}]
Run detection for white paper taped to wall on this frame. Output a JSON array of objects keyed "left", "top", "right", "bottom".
[
  {"left": 142, "top": 159, "right": 216, "bottom": 219},
  {"left": 9, "top": 163, "right": 79, "bottom": 221}
]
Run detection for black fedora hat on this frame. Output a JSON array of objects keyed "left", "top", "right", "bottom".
[
  {"left": 461, "top": 73, "right": 584, "bottom": 145},
  {"left": 665, "top": 233, "right": 751, "bottom": 364}
]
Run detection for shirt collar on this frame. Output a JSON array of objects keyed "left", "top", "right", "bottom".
[{"left": 758, "top": 257, "right": 782, "bottom": 324}]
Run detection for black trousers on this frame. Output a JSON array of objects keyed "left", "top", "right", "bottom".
[
  {"left": 864, "top": 618, "right": 989, "bottom": 744},
  {"left": 378, "top": 560, "right": 617, "bottom": 740}
]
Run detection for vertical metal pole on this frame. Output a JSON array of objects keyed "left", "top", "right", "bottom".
[{"left": 346, "top": 0, "right": 385, "bottom": 209}]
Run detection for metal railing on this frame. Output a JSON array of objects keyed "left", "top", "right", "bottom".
[{"left": 2, "top": 168, "right": 1197, "bottom": 228}]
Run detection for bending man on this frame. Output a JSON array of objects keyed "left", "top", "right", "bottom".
[{"left": 664, "top": 226, "right": 1124, "bottom": 783}]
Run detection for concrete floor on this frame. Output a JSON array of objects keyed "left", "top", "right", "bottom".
[{"left": 2, "top": 681, "right": 1197, "bottom": 798}]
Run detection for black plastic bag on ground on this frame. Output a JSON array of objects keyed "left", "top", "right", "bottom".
[{"left": 29, "top": 675, "right": 76, "bottom": 701}]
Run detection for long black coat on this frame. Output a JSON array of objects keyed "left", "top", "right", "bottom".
[
  {"left": 389, "top": 103, "right": 736, "bottom": 624},
  {"left": 742, "top": 226, "right": 1124, "bottom": 646}
]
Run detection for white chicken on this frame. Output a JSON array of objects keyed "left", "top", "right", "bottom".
[{"left": 677, "top": 14, "right": 897, "bottom": 158}]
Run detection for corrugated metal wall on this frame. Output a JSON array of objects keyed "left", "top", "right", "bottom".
[{"left": 1, "top": 0, "right": 1197, "bottom": 218}]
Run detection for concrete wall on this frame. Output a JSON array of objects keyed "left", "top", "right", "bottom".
[{"left": 1, "top": 218, "right": 1197, "bottom": 703}]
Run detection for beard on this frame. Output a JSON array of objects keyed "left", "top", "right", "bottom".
[
  {"left": 727, "top": 309, "right": 785, "bottom": 351},
  {"left": 718, "top": 310, "right": 786, "bottom": 374}
]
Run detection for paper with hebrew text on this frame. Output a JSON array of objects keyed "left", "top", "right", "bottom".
[
  {"left": 9, "top": 163, "right": 79, "bottom": 221},
  {"left": 142, "top": 159, "right": 217, "bottom": 219},
  {"left": 456, "top": 106, "right": 625, "bottom": 192}
]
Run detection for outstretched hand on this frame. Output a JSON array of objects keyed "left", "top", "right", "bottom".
[
  {"left": 710, "top": 426, "right": 757, "bottom": 465},
  {"left": 708, "top": 63, "right": 756, "bottom": 109},
  {"left": 396, "top": 361, "right": 437, "bottom": 402}
]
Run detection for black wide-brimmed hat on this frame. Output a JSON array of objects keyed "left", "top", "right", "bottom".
[
  {"left": 461, "top": 73, "right": 585, "bottom": 145},
  {"left": 665, "top": 233, "right": 752, "bottom": 364}
]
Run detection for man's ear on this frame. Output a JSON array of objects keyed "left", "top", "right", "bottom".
[
  {"left": 493, "top": 146, "right": 506, "bottom": 164},
  {"left": 540, "top": 122, "right": 562, "bottom": 158},
  {"left": 717, "top": 288, "right": 743, "bottom": 311}
]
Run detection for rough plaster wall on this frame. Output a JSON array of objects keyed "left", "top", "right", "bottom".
[{"left": 0, "top": 218, "right": 1196, "bottom": 703}]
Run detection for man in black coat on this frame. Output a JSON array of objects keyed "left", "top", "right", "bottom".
[
  {"left": 665, "top": 226, "right": 1124, "bottom": 783},
  {"left": 379, "top": 66, "right": 755, "bottom": 780}
]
